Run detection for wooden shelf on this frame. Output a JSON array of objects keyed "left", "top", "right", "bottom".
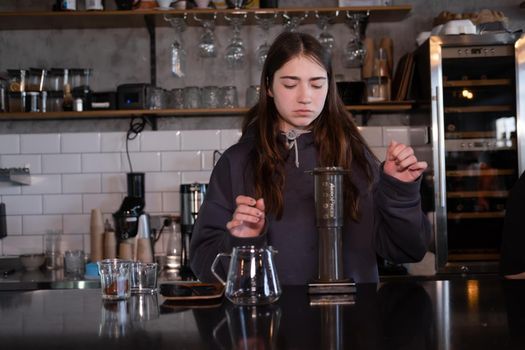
[
  {"left": 446, "top": 169, "right": 515, "bottom": 177},
  {"left": 0, "top": 5, "right": 412, "bottom": 30},
  {"left": 443, "top": 78, "right": 512, "bottom": 88},
  {"left": 444, "top": 105, "right": 514, "bottom": 113},
  {"left": 447, "top": 211, "right": 505, "bottom": 219},
  {"left": 0, "top": 102, "right": 413, "bottom": 120},
  {"left": 447, "top": 190, "right": 509, "bottom": 198}
]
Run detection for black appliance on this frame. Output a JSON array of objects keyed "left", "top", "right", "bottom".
[
  {"left": 117, "top": 83, "right": 150, "bottom": 110},
  {"left": 90, "top": 91, "right": 116, "bottom": 110},
  {"left": 180, "top": 183, "right": 207, "bottom": 279},
  {"left": 113, "top": 172, "right": 146, "bottom": 242}
]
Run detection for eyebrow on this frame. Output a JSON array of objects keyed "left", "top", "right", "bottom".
[{"left": 279, "top": 76, "right": 327, "bottom": 82}]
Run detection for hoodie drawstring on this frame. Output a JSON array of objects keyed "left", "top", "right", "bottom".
[{"left": 283, "top": 129, "right": 310, "bottom": 168}]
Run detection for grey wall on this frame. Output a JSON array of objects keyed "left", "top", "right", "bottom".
[{"left": 0, "top": 0, "right": 524, "bottom": 132}]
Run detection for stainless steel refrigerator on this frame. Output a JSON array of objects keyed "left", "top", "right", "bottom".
[{"left": 420, "top": 33, "right": 525, "bottom": 273}]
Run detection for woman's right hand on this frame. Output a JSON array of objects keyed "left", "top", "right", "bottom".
[{"left": 226, "top": 195, "right": 265, "bottom": 238}]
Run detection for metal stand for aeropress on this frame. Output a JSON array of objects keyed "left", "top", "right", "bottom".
[{"left": 308, "top": 167, "right": 356, "bottom": 305}]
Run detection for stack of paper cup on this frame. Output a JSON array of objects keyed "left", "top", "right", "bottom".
[{"left": 90, "top": 208, "right": 104, "bottom": 262}]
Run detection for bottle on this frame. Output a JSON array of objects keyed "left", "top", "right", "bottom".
[
  {"left": 63, "top": 84, "right": 74, "bottom": 111},
  {"left": 165, "top": 217, "right": 182, "bottom": 270}
]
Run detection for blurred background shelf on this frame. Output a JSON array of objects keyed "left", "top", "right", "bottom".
[
  {"left": 0, "top": 5, "right": 412, "bottom": 30},
  {"left": 0, "top": 102, "right": 414, "bottom": 120}
]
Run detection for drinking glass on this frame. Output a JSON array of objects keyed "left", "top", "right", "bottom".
[
  {"left": 183, "top": 86, "right": 201, "bottom": 109},
  {"left": 195, "top": 14, "right": 218, "bottom": 58},
  {"left": 245, "top": 85, "right": 260, "bottom": 107},
  {"left": 202, "top": 86, "right": 221, "bottom": 108},
  {"left": 342, "top": 12, "right": 369, "bottom": 68},
  {"left": 224, "top": 14, "right": 247, "bottom": 69},
  {"left": 282, "top": 12, "right": 307, "bottom": 32},
  {"left": 64, "top": 250, "right": 85, "bottom": 278},
  {"left": 221, "top": 86, "right": 238, "bottom": 108},
  {"left": 45, "top": 230, "right": 63, "bottom": 270},
  {"left": 165, "top": 14, "right": 187, "bottom": 78},
  {"left": 98, "top": 259, "right": 132, "bottom": 301},
  {"left": 254, "top": 13, "right": 276, "bottom": 67},
  {"left": 315, "top": 11, "right": 337, "bottom": 54},
  {"left": 169, "top": 88, "right": 184, "bottom": 109}
]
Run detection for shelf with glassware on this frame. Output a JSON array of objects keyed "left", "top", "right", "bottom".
[
  {"left": 0, "top": 102, "right": 414, "bottom": 120},
  {"left": 0, "top": 5, "right": 411, "bottom": 30}
]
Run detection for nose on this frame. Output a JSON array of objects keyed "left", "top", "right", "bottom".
[{"left": 297, "top": 83, "right": 312, "bottom": 104}]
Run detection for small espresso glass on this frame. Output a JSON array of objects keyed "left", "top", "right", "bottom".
[
  {"left": 130, "top": 262, "right": 158, "bottom": 294},
  {"left": 98, "top": 259, "right": 132, "bottom": 301}
]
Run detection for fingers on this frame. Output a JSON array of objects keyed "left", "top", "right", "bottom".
[
  {"left": 232, "top": 195, "right": 265, "bottom": 224},
  {"left": 408, "top": 161, "right": 428, "bottom": 172},
  {"left": 386, "top": 141, "right": 419, "bottom": 171}
]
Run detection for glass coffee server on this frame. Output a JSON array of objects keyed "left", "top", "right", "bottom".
[{"left": 427, "top": 33, "right": 525, "bottom": 273}]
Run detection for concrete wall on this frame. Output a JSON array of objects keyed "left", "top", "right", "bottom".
[{"left": 0, "top": 0, "right": 523, "bottom": 132}]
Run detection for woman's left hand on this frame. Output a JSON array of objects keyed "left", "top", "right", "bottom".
[{"left": 383, "top": 140, "right": 428, "bottom": 182}]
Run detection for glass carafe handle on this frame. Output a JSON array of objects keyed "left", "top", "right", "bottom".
[{"left": 211, "top": 252, "right": 230, "bottom": 285}]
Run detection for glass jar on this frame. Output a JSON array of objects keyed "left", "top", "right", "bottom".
[
  {"left": 7, "top": 69, "right": 26, "bottom": 92},
  {"left": 8, "top": 92, "right": 26, "bottom": 112},
  {"left": 27, "top": 68, "right": 47, "bottom": 92},
  {"left": 70, "top": 68, "right": 92, "bottom": 90},
  {"left": 26, "top": 92, "right": 40, "bottom": 112},
  {"left": 46, "top": 91, "right": 64, "bottom": 112},
  {"left": 46, "top": 68, "right": 65, "bottom": 91},
  {"left": 0, "top": 79, "right": 7, "bottom": 112}
]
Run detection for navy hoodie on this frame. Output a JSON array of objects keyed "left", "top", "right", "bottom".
[{"left": 190, "top": 127, "right": 431, "bottom": 285}]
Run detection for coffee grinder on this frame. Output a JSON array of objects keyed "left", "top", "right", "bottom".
[
  {"left": 308, "top": 167, "right": 356, "bottom": 304},
  {"left": 113, "top": 172, "right": 153, "bottom": 261},
  {"left": 180, "top": 182, "right": 207, "bottom": 279}
]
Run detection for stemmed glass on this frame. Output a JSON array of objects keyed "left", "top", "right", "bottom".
[
  {"left": 315, "top": 11, "right": 338, "bottom": 54},
  {"left": 165, "top": 14, "right": 187, "bottom": 78},
  {"left": 224, "top": 13, "right": 247, "bottom": 69},
  {"left": 254, "top": 12, "right": 276, "bottom": 67},
  {"left": 194, "top": 13, "right": 218, "bottom": 58},
  {"left": 282, "top": 12, "right": 308, "bottom": 32},
  {"left": 342, "top": 11, "right": 369, "bottom": 68}
]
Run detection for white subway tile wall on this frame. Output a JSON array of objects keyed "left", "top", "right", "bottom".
[{"left": 0, "top": 127, "right": 429, "bottom": 256}]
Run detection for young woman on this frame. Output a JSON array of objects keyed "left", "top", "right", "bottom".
[{"left": 190, "top": 32, "right": 431, "bottom": 285}]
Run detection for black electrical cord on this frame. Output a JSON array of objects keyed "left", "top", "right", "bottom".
[
  {"left": 154, "top": 218, "right": 172, "bottom": 244},
  {"left": 125, "top": 116, "right": 151, "bottom": 173}
]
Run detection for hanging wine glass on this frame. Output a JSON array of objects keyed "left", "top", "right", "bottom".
[
  {"left": 224, "top": 13, "right": 247, "bottom": 69},
  {"left": 342, "top": 11, "right": 369, "bottom": 68},
  {"left": 282, "top": 12, "right": 308, "bottom": 33},
  {"left": 194, "top": 13, "right": 218, "bottom": 58},
  {"left": 315, "top": 11, "right": 338, "bottom": 54},
  {"left": 254, "top": 12, "right": 276, "bottom": 67},
  {"left": 165, "top": 14, "right": 187, "bottom": 78}
]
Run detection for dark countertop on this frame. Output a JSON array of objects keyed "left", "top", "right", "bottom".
[{"left": 0, "top": 277, "right": 523, "bottom": 350}]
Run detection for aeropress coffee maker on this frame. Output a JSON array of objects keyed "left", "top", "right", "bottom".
[
  {"left": 113, "top": 172, "right": 154, "bottom": 262},
  {"left": 308, "top": 167, "right": 356, "bottom": 305}
]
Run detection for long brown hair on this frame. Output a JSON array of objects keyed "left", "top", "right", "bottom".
[{"left": 242, "top": 31, "right": 376, "bottom": 220}]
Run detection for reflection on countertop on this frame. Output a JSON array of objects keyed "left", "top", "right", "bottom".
[{"left": 0, "top": 278, "right": 520, "bottom": 350}]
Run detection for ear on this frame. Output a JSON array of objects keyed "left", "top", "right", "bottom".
[{"left": 268, "top": 87, "right": 273, "bottom": 98}]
